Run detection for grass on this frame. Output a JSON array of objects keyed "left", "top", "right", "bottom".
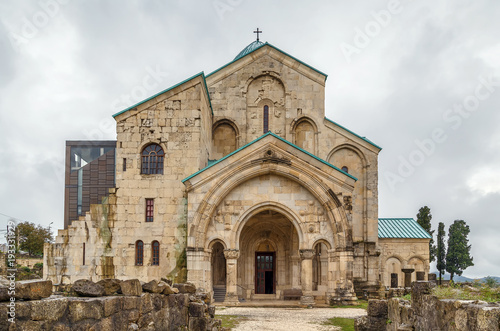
[
  {"left": 330, "top": 300, "right": 368, "bottom": 309},
  {"left": 321, "top": 317, "right": 355, "bottom": 331},
  {"left": 215, "top": 314, "right": 247, "bottom": 329},
  {"left": 432, "top": 284, "right": 500, "bottom": 303}
]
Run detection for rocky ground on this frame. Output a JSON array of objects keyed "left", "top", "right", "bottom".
[{"left": 216, "top": 307, "right": 367, "bottom": 331}]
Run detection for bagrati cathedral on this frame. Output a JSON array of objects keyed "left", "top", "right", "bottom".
[{"left": 45, "top": 34, "right": 431, "bottom": 305}]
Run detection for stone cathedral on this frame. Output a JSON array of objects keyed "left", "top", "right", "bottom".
[{"left": 45, "top": 38, "right": 431, "bottom": 305}]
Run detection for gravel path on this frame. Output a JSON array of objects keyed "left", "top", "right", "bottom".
[{"left": 216, "top": 307, "right": 367, "bottom": 331}]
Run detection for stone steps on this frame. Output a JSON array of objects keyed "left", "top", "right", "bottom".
[{"left": 213, "top": 286, "right": 226, "bottom": 302}]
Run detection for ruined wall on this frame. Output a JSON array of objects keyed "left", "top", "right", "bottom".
[
  {"left": 355, "top": 282, "right": 500, "bottom": 331},
  {"left": 0, "top": 280, "right": 222, "bottom": 331}
]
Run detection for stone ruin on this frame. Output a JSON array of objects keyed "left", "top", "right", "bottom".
[
  {"left": 0, "top": 278, "right": 226, "bottom": 330},
  {"left": 355, "top": 281, "right": 500, "bottom": 331}
]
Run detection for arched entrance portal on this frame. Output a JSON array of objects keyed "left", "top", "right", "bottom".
[{"left": 238, "top": 209, "right": 300, "bottom": 299}]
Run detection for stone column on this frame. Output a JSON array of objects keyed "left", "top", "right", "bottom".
[
  {"left": 402, "top": 268, "right": 415, "bottom": 288},
  {"left": 299, "top": 249, "right": 315, "bottom": 306},
  {"left": 224, "top": 249, "right": 240, "bottom": 305},
  {"left": 326, "top": 249, "right": 338, "bottom": 304},
  {"left": 186, "top": 247, "right": 207, "bottom": 290}
]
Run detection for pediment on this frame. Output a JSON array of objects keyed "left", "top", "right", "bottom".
[
  {"left": 182, "top": 132, "right": 356, "bottom": 193},
  {"left": 206, "top": 43, "right": 327, "bottom": 87}
]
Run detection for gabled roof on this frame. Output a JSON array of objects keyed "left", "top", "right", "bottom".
[
  {"left": 324, "top": 117, "right": 382, "bottom": 150},
  {"left": 112, "top": 72, "right": 213, "bottom": 118},
  {"left": 378, "top": 218, "right": 432, "bottom": 239},
  {"left": 182, "top": 131, "right": 357, "bottom": 183},
  {"left": 206, "top": 41, "right": 328, "bottom": 80}
]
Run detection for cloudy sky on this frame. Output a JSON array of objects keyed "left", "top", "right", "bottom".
[{"left": 0, "top": 1, "right": 499, "bottom": 278}]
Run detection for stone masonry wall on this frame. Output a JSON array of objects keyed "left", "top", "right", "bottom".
[
  {"left": 1, "top": 280, "right": 223, "bottom": 331},
  {"left": 355, "top": 282, "right": 500, "bottom": 331}
]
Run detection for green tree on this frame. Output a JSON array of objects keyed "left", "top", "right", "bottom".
[
  {"left": 445, "top": 220, "right": 473, "bottom": 282},
  {"left": 436, "top": 222, "right": 446, "bottom": 285},
  {"left": 416, "top": 206, "right": 436, "bottom": 262},
  {"left": 16, "top": 221, "right": 54, "bottom": 256}
]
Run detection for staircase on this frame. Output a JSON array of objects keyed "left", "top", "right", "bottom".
[{"left": 213, "top": 286, "right": 226, "bottom": 302}]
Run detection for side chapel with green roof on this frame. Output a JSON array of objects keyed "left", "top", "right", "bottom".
[{"left": 45, "top": 37, "right": 431, "bottom": 304}]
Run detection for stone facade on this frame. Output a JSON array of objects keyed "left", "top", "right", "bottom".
[
  {"left": 44, "top": 41, "right": 427, "bottom": 304},
  {"left": 379, "top": 238, "right": 430, "bottom": 288}
]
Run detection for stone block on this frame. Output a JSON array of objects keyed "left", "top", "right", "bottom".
[
  {"left": 68, "top": 298, "right": 104, "bottom": 323},
  {"left": 0, "top": 286, "right": 9, "bottom": 302},
  {"left": 162, "top": 283, "right": 179, "bottom": 295},
  {"left": 140, "top": 293, "right": 154, "bottom": 314},
  {"left": 31, "top": 298, "right": 68, "bottom": 321},
  {"left": 15, "top": 279, "right": 52, "bottom": 300},
  {"left": 142, "top": 280, "right": 162, "bottom": 293},
  {"left": 167, "top": 294, "right": 189, "bottom": 329},
  {"left": 189, "top": 302, "right": 205, "bottom": 317},
  {"left": 120, "top": 279, "right": 142, "bottom": 296},
  {"left": 207, "top": 305, "right": 215, "bottom": 318},
  {"left": 72, "top": 279, "right": 105, "bottom": 297},
  {"left": 367, "top": 299, "right": 388, "bottom": 318},
  {"left": 173, "top": 282, "right": 196, "bottom": 294},
  {"left": 189, "top": 317, "right": 208, "bottom": 331},
  {"left": 101, "top": 297, "right": 122, "bottom": 317},
  {"left": 354, "top": 315, "right": 387, "bottom": 331},
  {"left": 97, "top": 279, "right": 122, "bottom": 296}
]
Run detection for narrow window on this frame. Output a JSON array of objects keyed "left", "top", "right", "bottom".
[
  {"left": 145, "top": 199, "right": 154, "bottom": 222},
  {"left": 141, "top": 144, "right": 164, "bottom": 174},
  {"left": 123, "top": 158, "right": 127, "bottom": 171},
  {"left": 135, "top": 240, "right": 144, "bottom": 266},
  {"left": 263, "top": 105, "right": 269, "bottom": 133},
  {"left": 341, "top": 166, "right": 349, "bottom": 173},
  {"left": 152, "top": 241, "right": 160, "bottom": 266},
  {"left": 82, "top": 243, "right": 85, "bottom": 265}
]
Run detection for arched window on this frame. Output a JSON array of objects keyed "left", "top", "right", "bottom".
[
  {"left": 341, "top": 166, "right": 349, "bottom": 173},
  {"left": 141, "top": 144, "right": 164, "bottom": 174},
  {"left": 263, "top": 105, "right": 269, "bottom": 133},
  {"left": 152, "top": 241, "right": 160, "bottom": 266},
  {"left": 135, "top": 240, "right": 144, "bottom": 266}
]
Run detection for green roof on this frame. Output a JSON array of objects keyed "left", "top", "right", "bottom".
[
  {"left": 234, "top": 40, "right": 265, "bottom": 61},
  {"left": 182, "top": 131, "right": 356, "bottom": 183},
  {"left": 378, "top": 218, "right": 432, "bottom": 239},
  {"left": 325, "top": 117, "right": 382, "bottom": 150},
  {"left": 112, "top": 72, "right": 213, "bottom": 118},
  {"left": 207, "top": 41, "right": 328, "bottom": 80}
]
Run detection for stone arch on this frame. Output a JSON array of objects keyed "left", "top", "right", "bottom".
[
  {"left": 291, "top": 116, "right": 318, "bottom": 154},
  {"left": 233, "top": 202, "right": 305, "bottom": 250},
  {"left": 408, "top": 255, "right": 426, "bottom": 264},
  {"left": 212, "top": 119, "right": 239, "bottom": 159},
  {"left": 207, "top": 238, "right": 228, "bottom": 250},
  {"left": 189, "top": 161, "right": 350, "bottom": 251},
  {"left": 327, "top": 144, "right": 367, "bottom": 242},
  {"left": 312, "top": 239, "right": 330, "bottom": 291},
  {"left": 385, "top": 256, "right": 403, "bottom": 288},
  {"left": 312, "top": 238, "right": 333, "bottom": 251}
]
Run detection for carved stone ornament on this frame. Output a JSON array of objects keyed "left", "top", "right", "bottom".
[
  {"left": 343, "top": 196, "right": 353, "bottom": 212},
  {"left": 224, "top": 249, "right": 240, "bottom": 260},
  {"left": 299, "top": 249, "right": 315, "bottom": 260}
]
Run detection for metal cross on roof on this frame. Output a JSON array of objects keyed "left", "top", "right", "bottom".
[{"left": 253, "top": 28, "right": 262, "bottom": 41}]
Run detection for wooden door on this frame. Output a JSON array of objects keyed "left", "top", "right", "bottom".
[{"left": 255, "top": 252, "right": 275, "bottom": 294}]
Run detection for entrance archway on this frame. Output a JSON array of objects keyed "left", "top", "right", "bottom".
[{"left": 238, "top": 209, "right": 300, "bottom": 299}]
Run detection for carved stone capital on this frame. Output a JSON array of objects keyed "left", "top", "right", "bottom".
[
  {"left": 224, "top": 249, "right": 240, "bottom": 260},
  {"left": 299, "top": 249, "right": 315, "bottom": 260}
]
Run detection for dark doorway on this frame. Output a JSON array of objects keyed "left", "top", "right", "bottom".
[
  {"left": 391, "top": 273, "right": 398, "bottom": 288},
  {"left": 255, "top": 252, "right": 275, "bottom": 294},
  {"left": 211, "top": 242, "right": 226, "bottom": 286}
]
